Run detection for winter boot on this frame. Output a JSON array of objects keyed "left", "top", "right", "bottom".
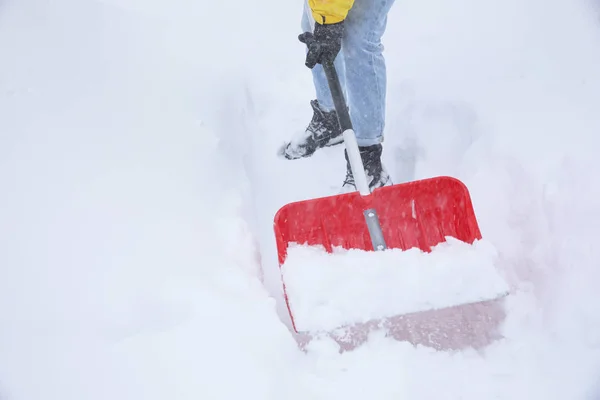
[
  {"left": 280, "top": 99, "right": 344, "bottom": 160},
  {"left": 341, "top": 144, "right": 392, "bottom": 193}
]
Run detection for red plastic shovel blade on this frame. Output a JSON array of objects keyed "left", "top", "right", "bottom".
[{"left": 274, "top": 176, "right": 482, "bottom": 265}]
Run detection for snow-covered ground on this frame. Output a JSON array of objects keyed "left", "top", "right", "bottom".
[{"left": 1, "top": 0, "right": 600, "bottom": 398}]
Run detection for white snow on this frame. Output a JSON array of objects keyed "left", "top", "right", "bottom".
[
  {"left": 1, "top": 0, "right": 600, "bottom": 399},
  {"left": 282, "top": 238, "right": 509, "bottom": 331}
]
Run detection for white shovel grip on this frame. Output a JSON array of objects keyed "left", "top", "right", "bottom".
[{"left": 342, "top": 129, "right": 370, "bottom": 196}]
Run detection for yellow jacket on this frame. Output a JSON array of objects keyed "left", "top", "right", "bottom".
[{"left": 308, "top": 0, "right": 355, "bottom": 24}]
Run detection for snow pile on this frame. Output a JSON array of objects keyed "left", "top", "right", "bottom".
[{"left": 282, "top": 238, "right": 509, "bottom": 331}]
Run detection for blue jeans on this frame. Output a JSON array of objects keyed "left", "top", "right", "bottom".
[{"left": 301, "top": 0, "right": 395, "bottom": 147}]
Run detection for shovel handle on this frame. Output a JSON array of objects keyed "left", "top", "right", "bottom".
[
  {"left": 299, "top": 33, "right": 387, "bottom": 251},
  {"left": 299, "top": 32, "right": 371, "bottom": 196},
  {"left": 321, "top": 60, "right": 372, "bottom": 197}
]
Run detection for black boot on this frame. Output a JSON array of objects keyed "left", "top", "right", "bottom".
[
  {"left": 280, "top": 99, "right": 344, "bottom": 160},
  {"left": 341, "top": 144, "right": 392, "bottom": 193}
]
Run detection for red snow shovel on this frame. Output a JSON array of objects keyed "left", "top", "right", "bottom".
[{"left": 273, "top": 37, "right": 507, "bottom": 352}]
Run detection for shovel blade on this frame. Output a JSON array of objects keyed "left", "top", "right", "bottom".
[{"left": 273, "top": 176, "right": 501, "bottom": 343}]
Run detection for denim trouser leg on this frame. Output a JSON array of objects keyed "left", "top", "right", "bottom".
[{"left": 301, "top": 0, "right": 395, "bottom": 147}]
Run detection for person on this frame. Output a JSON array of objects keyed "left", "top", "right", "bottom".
[{"left": 280, "top": 0, "right": 396, "bottom": 193}]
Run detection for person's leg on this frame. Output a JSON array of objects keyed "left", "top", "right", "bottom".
[
  {"left": 343, "top": 0, "right": 395, "bottom": 147},
  {"left": 339, "top": 0, "right": 395, "bottom": 192},
  {"left": 279, "top": 2, "right": 347, "bottom": 160}
]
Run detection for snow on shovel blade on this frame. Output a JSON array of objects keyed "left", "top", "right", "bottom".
[{"left": 273, "top": 176, "right": 509, "bottom": 351}]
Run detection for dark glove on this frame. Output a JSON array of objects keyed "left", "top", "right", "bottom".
[{"left": 298, "top": 22, "right": 344, "bottom": 69}]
